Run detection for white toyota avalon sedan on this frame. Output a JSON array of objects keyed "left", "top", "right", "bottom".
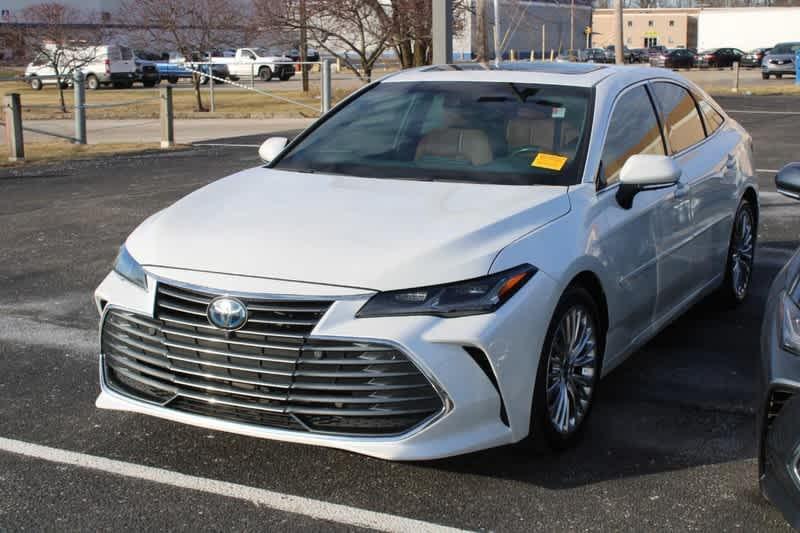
[{"left": 95, "top": 63, "right": 758, "bottom": 460}]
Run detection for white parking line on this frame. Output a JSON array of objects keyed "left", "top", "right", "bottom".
[
  {"left": 757, "top": 169, "right": 779, "bottom": 174},
  {"left": 726, "top": 109, "right": 800, "bottom": 115},
  {"left": 0, "top": 437, "right": 466, "bottom": 533},
  {"left": 193, "top": 143, "right": 261, "bottom": 148}
]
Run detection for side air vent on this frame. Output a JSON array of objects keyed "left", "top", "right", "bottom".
[{"left": 464, "top": 346, "right": 508, "bottom": 426}]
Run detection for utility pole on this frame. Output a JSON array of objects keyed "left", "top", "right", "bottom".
[
  {"left": 299, "top": 0, "right": 309, "bottom": 92},
  {"left": 432, "top": 0, "right": 453, "bottom": 64},
  {"left": 570, "top": 0, "right": 575, "bottom": 54},
  {"left": 493, "top": 0, "right": 501, "bottom": 65},
  {"left": 476, "top": 0, "right": 489, "bottom": 62},
  {"left": 615, "top": 0, "right": 624, "bottom": 64}
]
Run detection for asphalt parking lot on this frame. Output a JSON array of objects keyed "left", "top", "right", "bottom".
[{"left": 1, "top": 95, "right": 799, "bottom": 531}]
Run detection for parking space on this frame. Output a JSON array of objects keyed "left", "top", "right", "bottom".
[{"left": 0, "top": 96, "right": 799, "bottom": 531}]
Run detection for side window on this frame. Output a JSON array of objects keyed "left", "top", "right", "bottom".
[
  {"left": 694, "top": 93, "right": 725, "bottom": 135},
  {"left": 601, "top": 85, "right": 665, "bottom": 186},
  {"left": 651, "top": 82, "right": 705, "bottom": 153}
]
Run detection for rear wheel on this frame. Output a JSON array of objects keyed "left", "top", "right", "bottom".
[
  {"left": 259, "top": 66, "right": 272, "bottom": 81},
  {"left": 167, "top": 76, "right": 179, "bottom": 85},
  {"left": 776, "top": 73, "right": 784, "bottom": 79},
  {"left": 717, "top": 200, "right": 756, "bottom": 307},
  {"left": 30, "top": 77, "right": 43, "bottom": 91},
  {"left": 530, "top": 286, "right": 603, "bottom": 451},
  {"left": 142, "top": 80, "right": 158, "bottom": 88},
  {"left": 86, "top": 75, "right": 100, "bottom": 90},
  {"left": 763, "top": 72, "right": 770, "bottom": 80}
]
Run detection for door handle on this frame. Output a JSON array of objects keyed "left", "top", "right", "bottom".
[{"left": 674, "top": 183, "right": 689, "bottom": 199}]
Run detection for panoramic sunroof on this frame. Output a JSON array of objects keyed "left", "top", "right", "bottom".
[{"left": 423, "top": 62, "right": 607, "bottom": 75}]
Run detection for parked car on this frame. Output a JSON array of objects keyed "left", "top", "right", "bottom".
[
  {"left": 604, "top": 45, "right": 632, "bottom": 63},
  {"left": 741, "top": 47, "right": 771, "bottom": 68},
  {"left": 758, "top": 162, "right": 800, "bottom": 530},
  {"left": 95, "top": 62, "right": 757, "bottom": 460},
  {"left": 762, "top": 42, "right": 800, "bottom": 79},
  {"left": 284, "top": 47, "right": 320, "bottom": 63},
  {"left": 556, "top": 49, "right": 590, "bottom": 62},
  {"left": 696, "top": 48, "right": 745, "bottom": 68},
  {"left": 629, "top": 48, "right": 650, "bottom": 63},
  {"left": 210, "top": 47, "right": 295, "bottom": 81},
  {"left": 585, "top": 48, "right": 611, "bottom": 63},
  {"left": 159, "top": 52, "right": 232, "bottom": 85},
  {"left": 24, "top": 44, "right": 137, "bottom": 91},
  {"left": 650, "top": 48, "right": 696, "bottom": 69},
  {"left": 647, "top": 45, "right": 668, "bottom": 58},
  {"left": 133, "top": 50, "right": 161, "bottom": 88}
]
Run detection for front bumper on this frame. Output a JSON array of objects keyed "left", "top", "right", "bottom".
[
  {"left": 95, "top": 266, "right": 559, "bottom": 460},
  {"left": 763, "top": 61, "right": 794, "bottom": 75}
]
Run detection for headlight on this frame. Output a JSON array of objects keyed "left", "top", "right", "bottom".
[
  {"left": 357, "top": 264, "right": 536, "bottom": 319},
  {"left": 781, "top": 277, "right": 800, "bottom": 355},
  {"left": 113, "top": 245, "right": 147, "bottom": 289}
]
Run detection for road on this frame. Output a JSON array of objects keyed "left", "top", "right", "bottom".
[{"left": 0, "top": 96, "right": 798, "bottom": 531}]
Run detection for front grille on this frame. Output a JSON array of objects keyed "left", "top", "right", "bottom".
[{"left": 101, "top": 283, "right": 444, "bottom": 436}]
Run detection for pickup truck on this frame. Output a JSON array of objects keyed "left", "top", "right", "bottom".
[{"left": 210, "top": 48, "right": 295, "bottom": 82}]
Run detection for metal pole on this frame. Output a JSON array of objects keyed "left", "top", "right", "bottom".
[
  {"left": 300, "top": 0, "right": 309, "bottom": 92},
  {"left": 733, "top": 61, "right": 740, "bottom": 92},
  {"left": 493, "top": 0, "right": 501, "bottom": 65},
  {"left": 321, "top": 59, "right": 331, "bottom": 114},
  {"left": 251, "top": 63, "right": 255, "bottom": 88},
  {"left": 614, "top": 0, "right": 624, "bottom": 64},
  {"left": 432, "top": 0, "right": 454, "bottom": 64},
  {"left": 73, "top": 70, "right": 86, "bottom": 145},
  {"left": 160, "top": 86, "right": 174, "bottom": 148},
  {"left": 542, "top": 24, "right": 546, "bottom": 60},
  {"left": 4, "top": 93, "right": 23, "bottom": 162},
  {"left": 208, "top": 66, "right": 215, "bottom": 113}
]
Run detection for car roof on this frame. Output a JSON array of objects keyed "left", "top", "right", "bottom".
[{"left": 382, "top": 62, "right": 669, "bottom": 89}]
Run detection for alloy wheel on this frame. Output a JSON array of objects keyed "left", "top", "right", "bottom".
[
  {"left": 731, "top": 207, "right": 754, "bottom": 300},
  {"left": 545, "top": 305, "right": 598, "bottom": 435}
]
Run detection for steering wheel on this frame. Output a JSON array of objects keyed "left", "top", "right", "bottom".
[{"left": 510, "top": 145, "right": 541, "bottom": 158}]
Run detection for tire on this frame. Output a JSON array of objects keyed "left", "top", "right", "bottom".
[
  {"left": 86, "top": 75, "right": 100, "bottom": 90},
  {"left": 259, "top": 66, "right": 272, "bottom": 82},
  {"left": 716, "top": 199, "right": 756, "bottom": 307},
  {"left": 776, "top": 74, "right": 783, "bottom": 79},
  {"left": 167, "top": 76, "right": 179, "bottom": 85},
  {"left": 200, "top": 75, "right": 209, "bottom": 85},
  {"left": 528, "top": 286, "right": 604, "bottom": 451},
  {"left": 142, "top": 80, "right": 158, "bottom": 88},
  {"left": 280, "top": 73, "right": 292, "bottom": 81},
  {"left": 30, "top": 77, "right": 43, "bottom": 91},
  {"left": 762, "top": 73, "right": 770, "bottom": 80}
]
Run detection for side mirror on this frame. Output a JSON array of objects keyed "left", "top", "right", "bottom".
[
  {"left": 258, "top": 137, "right": 288, "bottom": 163},
  {"left": 616, "top": 154, "right": 682, "bottom": 209},
  {"left": 776, "top": 162, "right": 800, "bottom": 200}
]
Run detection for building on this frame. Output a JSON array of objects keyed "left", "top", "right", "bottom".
[
  {"left": 697, "top": 7, "right": 800, "bottom": 51},
  {"left": 455, "top": 0, "right": 593, "bottom": 60},
  {"left": 592, "top": 8, "right": 699, "bottom": 50},
  {"left": 0, "top": 0, "right": 123, "bottom": 20}
]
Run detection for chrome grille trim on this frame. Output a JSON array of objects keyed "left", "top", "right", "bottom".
[{"left": 101, "top": 283, "right": 447, "bottom": 436}]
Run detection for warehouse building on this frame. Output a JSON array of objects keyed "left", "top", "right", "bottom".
[{"left": 592, "top": 8, "right": 699, "bottom": 50}]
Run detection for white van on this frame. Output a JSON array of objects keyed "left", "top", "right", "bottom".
[{"left": 24, "top": 44, "right": 137, "bottom": 90}]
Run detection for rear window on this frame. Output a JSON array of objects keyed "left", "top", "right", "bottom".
[
  {"left": 275, "top": 82, "right": 593, "bottom": 186},
  {"left": 119, "top": 46, "right": 133, "bottom": 60}
]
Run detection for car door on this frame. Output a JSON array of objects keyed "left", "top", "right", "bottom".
[
  {"left": 649, "top": 81, "right": 721, "bottom": 316},
  {"left": 597, "top": 83, "right": 671, "bottom": 347}
]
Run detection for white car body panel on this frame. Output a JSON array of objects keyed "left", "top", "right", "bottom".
[{"left": 95, "top": 65, "right": 758, "bottom": 460}]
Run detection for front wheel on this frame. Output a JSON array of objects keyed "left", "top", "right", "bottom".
[
  {"left": 530, "top": 286, "right": 603, "bottom": 451},
  {"left": 259, "top": 66, "right": 272, "bottom": 81},
  {"left": 776, "top": 73, "right": 784, "bottom": 79},
  {"left": 86, "top": 75, "right": 100, "bottom": 90},
  {"left": 30, "top": 77, "right": 43, "bottom": 90},
  {"left": 762, "top": 72, "right": 770, "bottom": 80},
  {"left": 716, "top": 200, "right": 756, "bottom": 307}
]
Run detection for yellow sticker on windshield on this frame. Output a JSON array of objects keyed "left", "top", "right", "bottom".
[{"left": 532, "top": 153, "right": 568, "bottom": 171}]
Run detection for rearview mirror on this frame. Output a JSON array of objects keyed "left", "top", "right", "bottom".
[
  {"left": 776, "top": 162, "right": 800, "bottom": 200},
  {"left": 259, "top": 137, "right": 288, "bottom": 163},
  {"left": 616, "top": 154, "right": 682, "bottom": 209}
]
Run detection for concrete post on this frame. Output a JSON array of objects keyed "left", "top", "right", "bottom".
[
  {"left": 733, "top": 61, "right": 740, "bottom": 92},
  {"left": 73, "top": 70, "right": 86, "bottom": 145},
  {"left": 321, "top": 59, "right": 332, "bottom": 114},
  {"left": 4, "top": 93, "right": 24, "bottom": 162},
  {"left": 209, "top": 69, "right": 215, "bottom": 113},
  {"left": 160, "top": 86, "right": 174, "bottom": 148}
]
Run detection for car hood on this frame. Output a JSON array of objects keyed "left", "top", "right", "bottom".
[{"left": 126, "top": 167, "right": 571, "bottom": 291}]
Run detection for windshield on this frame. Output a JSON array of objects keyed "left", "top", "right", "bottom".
[
  {"left": 255, "top": 48, "right": 281, "bottom": 57},
  {"left": 274, "top": 82, "right": 592, "bottom": 186},
  {"left": 771, "top": 42, "right": 800, "bottom": 54}
]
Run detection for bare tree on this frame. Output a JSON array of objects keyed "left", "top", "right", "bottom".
[
  {"left": 256, "top": 0, "right": 390, "bottom": 83},
  {"left": 15, "top": 3, "right": 106, "bottom": 113},
  {"left": 121, "top": 0, "right": 247, "bottom": 111}
]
